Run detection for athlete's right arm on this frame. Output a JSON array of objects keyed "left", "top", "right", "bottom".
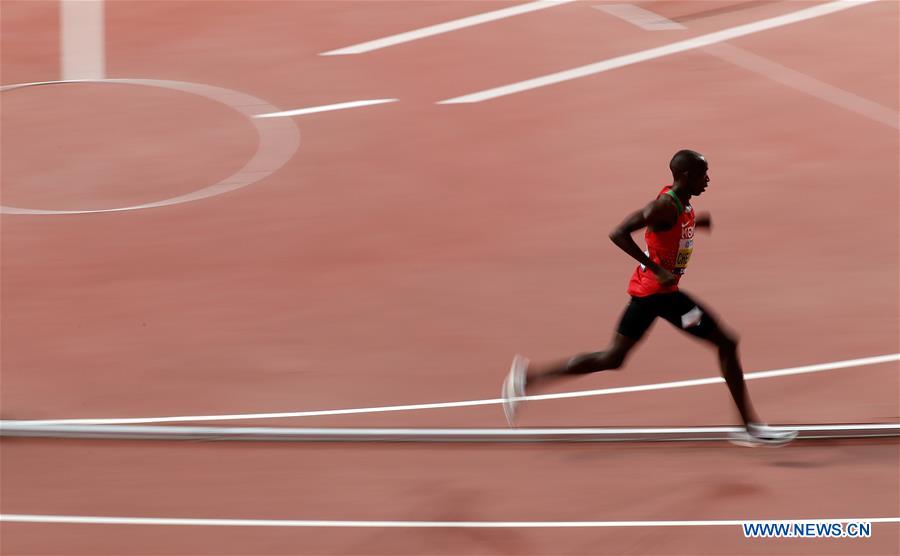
[{"left": 609, "top": 198, "right": 678, "bottom": 287}]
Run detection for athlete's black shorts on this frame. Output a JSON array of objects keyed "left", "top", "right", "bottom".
[{"left": 616, "top": 290, "right": 721, "bottom": 341}]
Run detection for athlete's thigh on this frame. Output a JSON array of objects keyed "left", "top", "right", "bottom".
[
  {"left": 657, "top": 290, "right": 721, "bottom": 341},
  {"left": 615, "top": 296, "right": 658, "bottom": 342}
]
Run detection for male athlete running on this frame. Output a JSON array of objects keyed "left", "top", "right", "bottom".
[{"left": 502, "top": 150, "right": 797, "bottom": 447}]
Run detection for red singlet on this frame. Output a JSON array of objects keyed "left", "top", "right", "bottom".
[{"left": 627, "top": 186, "right": 695, "bottom": 297}]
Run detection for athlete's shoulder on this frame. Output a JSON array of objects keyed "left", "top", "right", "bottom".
[
  {"left": 655, "top": 188, "right": 681, "bottom": 212},
  {"left": 644, "top": 199, "right": 678, "bottom": 229},
  {"left": 642, "top": 186, "right": 678, "bottom": 228}
]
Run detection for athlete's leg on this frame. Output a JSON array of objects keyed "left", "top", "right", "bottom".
[
  {"left": 523, "top": 296, "right": 655, "bottom": 391},
  {"left": 525, "top": 332, "right": 638, "bottom": 390},
  {"left": 704, "top": 326, "right": 759, "bottom": 426},
  {"left": 702, "top": 322, "right": 797, "bottom": 445},
  {"left": 658, "top": 291, "right": 759, "bottom": 426},
  {"left": 502, "top": 296, "right": 655, "bottom": 425}
]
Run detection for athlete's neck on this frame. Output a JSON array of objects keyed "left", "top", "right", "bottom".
[{"left": 670, "top": 183, "right": 692, "bottom": 205}]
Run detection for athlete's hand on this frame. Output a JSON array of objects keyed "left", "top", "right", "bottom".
[
  {"left": 653, "top": 267, "right": 676, "bottom": 287},
  {"left": 695, "top": 211, "right": 712, "bottom": 231}
]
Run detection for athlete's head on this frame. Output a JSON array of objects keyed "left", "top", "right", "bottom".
[{"left": 670, "top": 149, "right": 709, "bottom": 196}]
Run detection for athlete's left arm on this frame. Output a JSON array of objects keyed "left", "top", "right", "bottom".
[{"left": 695, "top": 211, "right": 712, "bottom": 231}]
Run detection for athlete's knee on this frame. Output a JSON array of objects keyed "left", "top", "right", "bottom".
[
  {"left": 715, "top": 330, "right": 739, "bottom": 353},
  {"left": 604, "top": 350, "right": 627, "bottom": 370}
]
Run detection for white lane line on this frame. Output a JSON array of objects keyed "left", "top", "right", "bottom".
[
  {"left": 254, "top": 99, "right": 398, "bottom": 119},
  {"left": 704, "top": 43, "right": 899, "bottom": 130},
  {"left": 6, "top": 353, "right": 897, "bottom": 426},
  {"left": 438, "top": 0, "right": 877, "bottom": 104},
  {"left": 2, "top": 514, "right": 898, "bottom": 528},
  {"left": 60, "top": 0, "right": 105, "bottom": 80},
  {"left": 594, "top": 3, "right": 686, "bottom": 31},
  {"left": 320, "top": 0, "right": 576, "bottom": 55}
]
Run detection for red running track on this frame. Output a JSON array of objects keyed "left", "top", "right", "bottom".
[{"left": 2, "top": 1, "right": 897, "bottom": 554}]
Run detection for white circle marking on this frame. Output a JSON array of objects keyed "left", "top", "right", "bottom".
[{"left": 0, "top": 79, "right": 300, "bottom": 215}]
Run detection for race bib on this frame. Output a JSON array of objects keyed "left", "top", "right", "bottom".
[{"left": 675, "top": 238, "right": 693, "bottom": 271}]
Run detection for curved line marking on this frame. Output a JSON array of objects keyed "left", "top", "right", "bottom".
[
  {"left": 9, "top": 353, "right": 898, "bottom": 426},
  {"left": 0, "top": 79, "right": 300, "bottom": 215}
]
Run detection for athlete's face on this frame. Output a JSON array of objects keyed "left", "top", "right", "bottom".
[{"left": 688, "top": 162, "right": 710, "bottom": 196}]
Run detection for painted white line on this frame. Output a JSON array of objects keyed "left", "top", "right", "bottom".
[
  {"left": 438, "top": 0, "right": 877, "bottom": 103},
  {"left": 0, "top": 79, "right": 299, "bottom": 215},
  {"left": 320, "top": 0, "right": 576, "bottom": 55},
  {"left": 254, "top": 99, "right": 397, "bottom": 119},
  {"left": 704, "top": 43, "right": 899, "bottom": 130},
  {"left": 594, "top": 3, "right": 686, "bottom": 31},
  {"left": 60, "top": 0, "right": 105, "bottom": 80},
  {"left": 6, "top": 353, "right": 897, "bottom": 426},
  {"left": 2, "top": 514, "right": 898, "bottom": 528}
]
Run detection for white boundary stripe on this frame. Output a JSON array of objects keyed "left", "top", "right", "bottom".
[
  {"left": 594, "top": 4, "right": 686, "bottom": 31},
  {"left": 254, "top": 99, "right": 397, "bottom": 119},
  {"left": 5, "top": 353, "right": 897, "bottom": 426},
  {"left": 2, "top": 514, "right": 898, "bottom": 528},
  {"left": 60, "top": 0, "right": 105, "bottom": 80},
  {"left": 704, "top": 43, "right": 899, "bottom": 129},
  {"left": 438, "top": 0, "right": 877, "bottom": 103},
  {"left": 320, "top": 0, "right": 576, "bottom": 55}
]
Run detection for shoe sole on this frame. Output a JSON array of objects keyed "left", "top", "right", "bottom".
[
  {"left": 502, "top": 355, "right": 527, "bottom": 427},
  {"left": 729, "top": 430, "right": 798, "bottom": 448}
]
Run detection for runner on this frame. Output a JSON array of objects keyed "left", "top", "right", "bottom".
[{"left": 502, "top": 150, "right": 797, "bottom": 447}]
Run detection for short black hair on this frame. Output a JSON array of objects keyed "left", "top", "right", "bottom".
[{"left": 670, "top": 149, "right": 707, "bottom": 179}]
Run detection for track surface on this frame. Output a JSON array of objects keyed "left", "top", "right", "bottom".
[{"left": 2, "top": 1, "right": 898, "bottom": 554}]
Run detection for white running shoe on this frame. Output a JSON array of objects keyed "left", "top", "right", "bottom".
[
  {"left": 502, "top": 354, "right": 529, "bottom": 427},
  {"left": 729, "top": 423, "right": 798, "bottom": 447}
]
